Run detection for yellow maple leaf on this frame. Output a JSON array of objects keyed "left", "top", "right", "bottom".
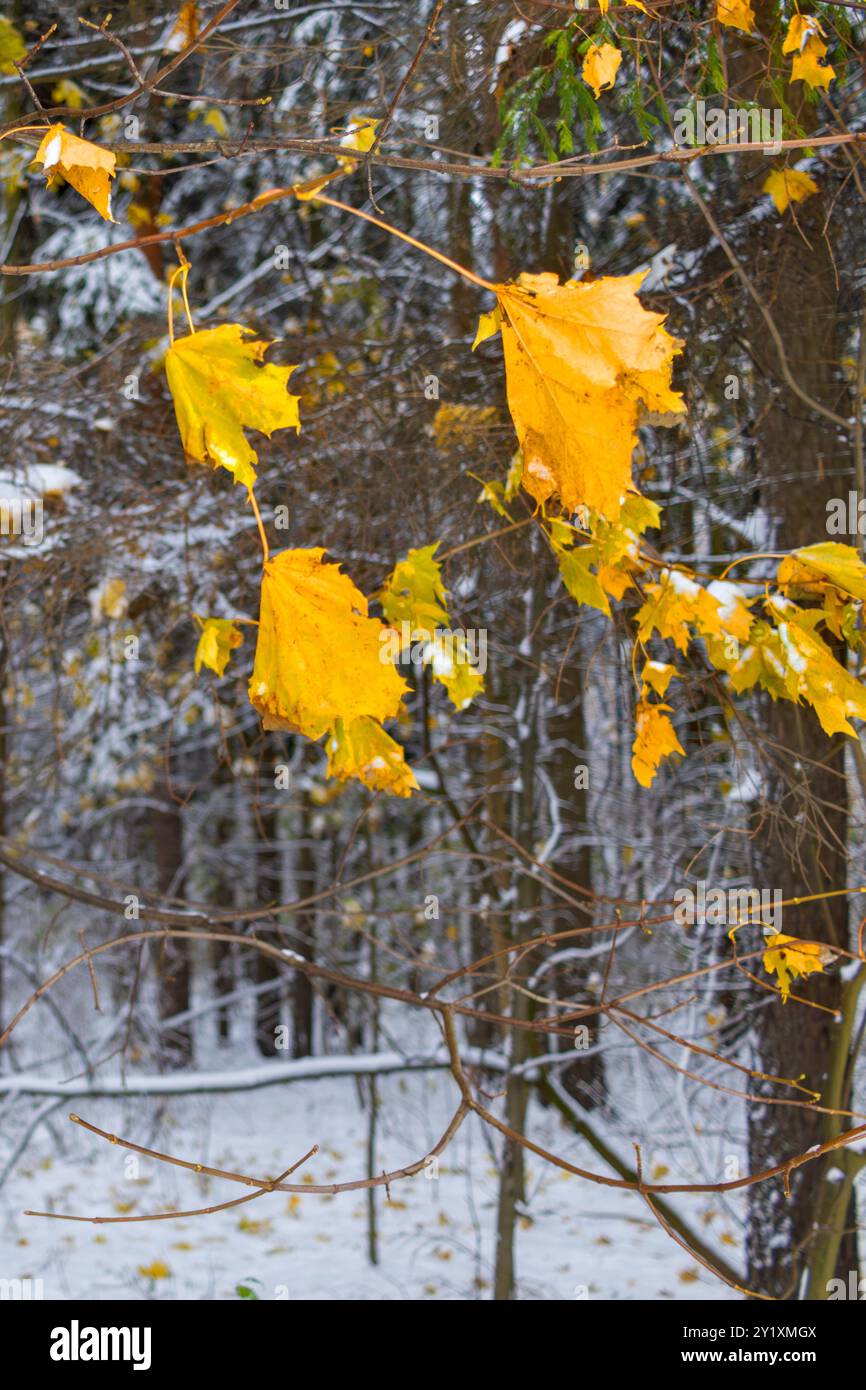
[
  {"left": 582, "top": 43, "right": 622, "bottom": 100},
  {"left": 249, "top": 548, "right": 408, "bottom": 741},
  {"left": 138, "top": 1260, "right": 171, "bottom": 1279},
  {"left": 778, "top": 541, "right": 866, "bottom": 601},
  {"left": 782, "top": 14, "right": 824, "bottom": 55},
  {"left": 90, "top": 577, "right": 127, "bottom": 622},
  {"left": 31, "top": 124, "right": 116, "bottom": 222},
  {"left": 202, "top": 108, "right": 228, "bottom": 138},
  {"left": 790, "top": 36, "right": 835, "bottom": 90},
  {"left": 377, "top": 545, "right": 485, "bottom": 709},
  {"left": 492, "top": 270, "right": 683, "bottom": 520},
  {"left": 326, "top": 716, "right": 418, "bottom": 797},
  {"left": 377, "top": 543, "right": 449, "bottom": 635},
  {"left": 427, "top": 632, "right": 485, "bottom": 710},
  {"left": 641, "top": 660, "right": 677, "bottom": 698},
  {"left": 715, "top": 0, "right": 755, "bottom": 34},
  {"left": 762, "top": 933, "right": 833, "bottom": 1003},
  {"left": 556, "top": 543, "right": 611, "bottom": 617},
  {"left": 194, "top": 616, "right": 243, "bottom": 677},
  {"left": 763, "top": 605, "right": 866, "bottom": 737},
  {"left": 762, "top": 168, "right": 818, "bottom": 214},
  {"left": 165, "top": 324, "right": 300, "bottom": 490},
  {"left": 632, "top": 698, "right": 684, "bottom": 788},
  {"left": 51, "top": 80, "right": 88, "bottom": 110},
  {"left": 166, "top": 1, "right": 200, "bottom": 50},
  {"left": 431, "top": 403, "right": 498, "bottom": 450},
  {"left": 0, "top": 17, "right": 25, "bottom": 75},
  {"left": 472, "top": 304, "right": 502, "bottom": 351},
  {"left": 338, "top": 116, "right": 379, "bottom": 170},
  {"left": 475, "top": 477, "right": 510, "bottom": 519}
]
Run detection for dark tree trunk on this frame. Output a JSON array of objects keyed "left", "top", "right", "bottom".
[
  {"left": 739, "top": 115, "right": 855, "bottom": 1306},
  {"left": 253, "top": 805, "right": 285, "bottom": 1057},
  {"left": 151, "top": 788, "right": 191, "bottom": 1067},
  {"left": 292, "top": 792, "right": 316, "bottom": 1058}
]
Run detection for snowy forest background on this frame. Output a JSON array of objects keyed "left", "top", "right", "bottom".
[{"left": 1, "top": 0, "right": 865, "bottom": 1302}]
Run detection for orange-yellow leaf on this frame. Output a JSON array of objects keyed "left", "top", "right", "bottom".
[
  {"left": 762, "top": 168, "right": 818, "bottom": 214},
  {"left": 715, "top": 0, "right": 755, "bottom": 34},
  {"left": 166, "top": 2, "right": 200, "bottom": 51},
  {"left": 32, "top": 123, "right": 116, "bottom": 221},
  {"left": 377, "top": 543, "right": 448, "bottom": 635},
  {"left": 472, "top": 305, "right": 502, "bottom": 351},
  {"left": 249, "top": 548, "right": 408, "bottom": 741},
  {"left": 326, "top": 716, "right": 418, "bottom": 797},
  {"left": 762, "top": 933, "right": 832, "bottom": 1003},
  {"left": 790, "top": 36, "right": 835, "bottom": 90},
  {"left": 778, "top": 542, "right": 866, "bottom": 601},
  {"left": 0, "top": 17, "right": 26, "bottom": 75},
  {"left": 338, "top": 116, "right": 379, "bottom": 170},
  {"left": 632, "top": 698, "right": 684, "bottom": 788},
  {"left": 582, "top": 43, "right": 621, "bottom": 100},
  {"left": 427, "top": 633, "right": 485, "bottom": 710},
  {"left": 782, "top": 14, "right": 824, "bottom": 55},
  {"left": 493, "top": 270, "right": 683, "bottom": 520},
  {"left": 641, "top": 660, "right": 676, "bottom": 698},
  {"left": 194, "top": 617, "right": 243, "bottom": 677},
  {"left": 165, "top": 324, "right": 300, "bottom": 490},
  {"left": 377, "top": 545, "right": 485, "bottom": 709}
]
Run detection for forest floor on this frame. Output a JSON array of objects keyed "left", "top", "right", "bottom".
[{"left": 0, "top": 1061, "right": 742, "bottom": 1300}]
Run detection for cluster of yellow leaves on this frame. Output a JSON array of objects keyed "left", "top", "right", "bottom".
[
  {"left": 762, "top": 167, "right": 818, "bottom": 214},
  {"left": 548, "top": 492, "right": 661, "bottom": 619},
  {"left": 473, "top": 270, "right": 684, "bottom": 521},
  {"left": 762, "top": 933, "right": 833, "bottom": 1003},
  {"left": 165, "top": 324, "right": 300, "bottom": 491},
  {"left": 783, "top": 14, "right": 835, "bottom": 91},
  {"left": 31, "top": 124, "right": 116, "bottom": 222},
  {"left": 715, "top": 0, "right": 755, "bottom": 35},
  {"left": 541, "top": 494, "right": 866, "bottom": 785},
  {"left": 376, "top": 543, "right": 485, "bottom": 710},
  {"left": 637, "top": 571, "right": 752, "bottom": 653}
]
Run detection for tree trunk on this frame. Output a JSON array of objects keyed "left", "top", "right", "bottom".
[
  {"left": 292, "top": 791, "right": 316, "bottom": 1058},
  {"left": 253, "top": 804, "right": 285, "bottom": 1057},
  {"left": 739, "top": 110, "right": 855, "bottom": 1309},
  {"left": 151, "top": 787, "right": 191, "bottom": 1067}
]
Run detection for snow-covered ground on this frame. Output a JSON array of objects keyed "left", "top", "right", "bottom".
[{"left": 0, "top": 1069, "right": 741, "bottom": 1301}]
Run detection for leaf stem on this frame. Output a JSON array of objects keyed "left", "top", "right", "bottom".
[
  {"left": 307, "top": 192, "right": 499, "bottom": 294},
  {"left": 248, "top": 490, "right": 269, "bottom": 565}
]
